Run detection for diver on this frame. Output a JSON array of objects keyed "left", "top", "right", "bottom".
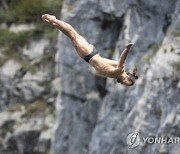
[{"left": 42, "top": 14, "right": 138, "bottom": 86}]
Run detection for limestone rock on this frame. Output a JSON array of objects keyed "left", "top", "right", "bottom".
[
  {"left": 52, "top": 0, "right": 180, "bottom": 154},
  {"left": 0, "top": 103, "right": 55, "bottom": 154},
  {"left": 0, "top": 60, "right": 22, "bottom": 78},
  {"left": 17, "top": 81, "right": 45, "bottom": 102},
  {"left": 0, "top": 0, "right": 180, "bottom": 154},
  {"left": 9, "top": 24, "right": 35, "bottom": 33},
  {"left": 23, "top": 39, "right": 50, "bottom": 60}
]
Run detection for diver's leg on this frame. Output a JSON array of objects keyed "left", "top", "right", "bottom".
[{"left": 42, "top": 14, "right": 93, "bottom": 58}]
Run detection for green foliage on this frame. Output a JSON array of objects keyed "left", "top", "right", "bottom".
[
  {"left": 29, "top": 65, "right": 38, "bottom": 74},
  {"left": 149, "top": 43, "right": 161, "bottom": 51},
  {"left": 0, "top": 53, "right": 8, "bottom": 67},
  {"left": 0, "top": 0, "right": 62, "bottom": 24},
  {"left": 22, "top": 50, "right": 56, "bottom": 74},
  {"left": 0, "top": 28, "right": 17, "bottom": 46},
  {"left": 171, "top": 61, "right": 180, "bottom": 71},
  {"left": 0, "top": 120, "right": 15, "bottom": 138},
  {"left": 41, "top": 124, "right": 49, "bottom": 131},
  {"left": 0, "top": 0, "right": 60, "bottom": 64},
  {"left": 43, "top": 27, "right": 59, "bottom": 39},
  {"left": 154, "top": 107, "right": 162, "bottom": 118},
  {"left": 0, "top": 9, "right": 16, "bottom": 24},
  {"left": 38, "top": 80, "right": 51, "bottom": 88},
  {"left": 142, "top": 43, "right": 160, "bottom": 63},
  {"left": 38, "top": 51, "right": 56, "bottom": 65},
  {"left": 46, "top": 148, "right": 51, "bottom": 154},
  {"left": 0, "top": 27, "right": 51, "bottom": 50},
  {"left": 108, "top": 48, "right": 115, "bottom": 57},
  {"left": 7, "top": 103, "right": 22, "bottom": 113},
  {"left": 170, "top": 29, "right": 180, "bottom": 37},
  {"left": 0, "top": 28, "right": 39, "bottom": 47},
  {"left": 0, "top": 26, "right": 57, "bottom": 64},
  {"left": 66, "top": 5, "right": 73, "bottom": 12},
  {"left": 142, "top": 53, "right": 154, "bottom": 62},
  {"left": 0, "top": 47, "right": 22, "bottom": 67},
  {"left": 22, "top": 100, "right": 55, "bottom": 118}
]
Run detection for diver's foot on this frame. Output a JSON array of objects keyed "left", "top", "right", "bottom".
[
  {"left": 125, "top": 43, "right": 134, "bottom": 48},
  {"left": 42, "top": 14, "right": 56, "bottom": 23}
]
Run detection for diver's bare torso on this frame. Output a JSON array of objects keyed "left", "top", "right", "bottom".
[{"left": 89, "top": 54, "right": 120, "bottom": 79}]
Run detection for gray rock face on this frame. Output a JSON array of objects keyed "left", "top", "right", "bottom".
[
  {"left": 0, "top": 60, "right": 22, "bottom": 78},
  {"left": 0, "top": 23, "right": 59, "bottom": 153},
  {"left": 23, "top": 39, "right": 50, "bottom": 60},
  {"left": 0, "top": 104, "right": 55, "bottom": 154},
  {"left": 53, "top": 0, "right": 180, "bottom": 154}
]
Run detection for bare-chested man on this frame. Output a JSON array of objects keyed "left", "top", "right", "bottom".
[{"left": 42, "top": 14, "right": 138, "bottom": 86}]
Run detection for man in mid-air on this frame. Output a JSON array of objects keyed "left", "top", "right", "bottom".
[{"left": 42, "top": 14, "right": 138, "bottom": 86}]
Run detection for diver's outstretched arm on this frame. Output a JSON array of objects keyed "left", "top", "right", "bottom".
[{"left": 117, "top": 43, "right": 134, "bottom": 68}]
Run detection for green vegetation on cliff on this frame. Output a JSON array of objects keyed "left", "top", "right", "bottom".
[
  {"left": 0, "top": 0, "right": 62, "bottom": 24},
  {"left": 0, "top": 0, "right": 62, "bottom": 64}
]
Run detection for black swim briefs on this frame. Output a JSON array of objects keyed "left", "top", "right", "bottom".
[{"left": 83, "top": 47, "right": 98, "bottom": 63}]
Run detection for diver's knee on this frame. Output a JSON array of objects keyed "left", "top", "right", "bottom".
[
  {"left": 70, "top": 32, "right": 80, "bottom": 41},
  {"left": 70, "top": 32, "right": 77, "bottom": 40}
]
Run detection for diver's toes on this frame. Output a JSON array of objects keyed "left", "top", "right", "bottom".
[
  {"left": 42, "top": 14, "right": 49, "bottom": 22},
  {"left": 42, "top": 14, "right": 56, "bottom": 23},
  {"left": 42, "top": 14, "right": 49, "bottom": 20}
]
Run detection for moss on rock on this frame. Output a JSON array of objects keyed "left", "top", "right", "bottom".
[
  {"left": 0, "top": 120, "right": 15, "bottom": 138},
  {"left": 22, "top": 100, "right": 55, "bottom": 118}
]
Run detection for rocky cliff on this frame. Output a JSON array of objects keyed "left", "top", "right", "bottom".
[
  {"left": 0, "top": 25, "right": 59, "bottom": 153},
  {"left": 52, "top": 0, "right": 180, "bottom": 154},
  {"left": 0, "top": 1, "right": 61, "bottom": 153},
  {"left": 0, "top": 0, "right": 179, "bottom": 154}
]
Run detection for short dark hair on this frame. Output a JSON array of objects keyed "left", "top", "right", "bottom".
[
  {"left": 117, "top": 67, "right": 138, "bottom": 86},
  {"left": 132, "top": 66, "right": 138, "bottom": 79},
  {"left": 127, "top": 71, "right": 138, "bottom": 85},
  {"left": 117, "top": 76, "right": 123, "bottom": 84},
  {"left": 129, "top": 75, "right": 135, "bottom": 86}
]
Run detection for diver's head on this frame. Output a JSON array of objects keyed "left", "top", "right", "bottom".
[
  {"left": 117, "top": 75, "right": 134, "bottom": 86},
  {"left": 117, "top": 70, "right": 138, "bottom": 87}
]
